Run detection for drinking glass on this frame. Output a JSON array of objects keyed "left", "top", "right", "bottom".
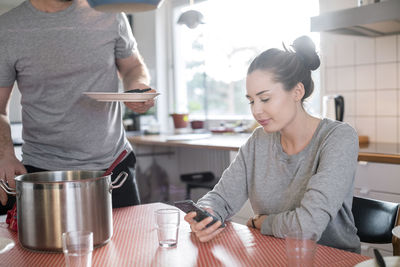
[
  {"left": 285, "top": 231, "right": 317, "bottom": 267},
  {"left": 155, "top": 209, "right": 180, "bottom": 248},
  {"left": 62, "top": 230, "right": 93, "bottom": 267}
]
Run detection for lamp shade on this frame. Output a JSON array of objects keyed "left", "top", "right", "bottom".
[
  {"left": 177, "top": 10, "right": 204, "bottom": 29},
  {"left": 86, "top": 0, "right": 165, "bottom": 13}
]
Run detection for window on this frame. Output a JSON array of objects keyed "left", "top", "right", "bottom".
[{"left": 171, "top": 0, "right": 320, "bottom": 120}]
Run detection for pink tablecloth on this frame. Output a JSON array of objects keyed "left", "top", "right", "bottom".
[{"left": 0, "top": 203, "right": 369, "bottom": 266}]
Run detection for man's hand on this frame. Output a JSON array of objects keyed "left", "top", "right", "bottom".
[
  {"left": 0, "top": 155, "right": 27, "bottom": 205},
  {"left": 124, "top": 99, "right": 155, "bottom": 114}
]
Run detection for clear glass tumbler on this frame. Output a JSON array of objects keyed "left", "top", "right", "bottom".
[
  {"left": 62, "top": 230, "right": 93, "bottom": 267},
  {"left": 285, "top": 231, "right": 317, "bottom": 267},
  {"left": 155, "top": 209, "right": 180, "bottom": 248}
]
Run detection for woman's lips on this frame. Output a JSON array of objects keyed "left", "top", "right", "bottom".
[{"left": 257, "top": 119, "right": 270, "bottom": 126}]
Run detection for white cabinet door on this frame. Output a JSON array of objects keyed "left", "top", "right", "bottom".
[
  {"left": 354, "top": 161, "right": 400, "bottom": 202},
  {"left": 354, "top": 162, "right": 400, "bottom": 257}
]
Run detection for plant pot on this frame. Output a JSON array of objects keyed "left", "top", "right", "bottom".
[
  {"left": 171, "top": 113, "right": 189, "bottom": 129},
  {"left": 190, "top": 120, "right": 204, "bottom": 130}
]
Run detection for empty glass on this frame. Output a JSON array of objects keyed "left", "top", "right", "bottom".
[
  {"left": 285, "top": 231, "right": 317, "bottom": 267},
  {"left": 155, "top": 209, "right": 180, "bottom": 248},
  {"left": 62, "top": 231, "right": 93, "bottom": 267}
]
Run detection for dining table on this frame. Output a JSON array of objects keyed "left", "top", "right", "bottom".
[{"left": 0, "top": 202, "right": 370, "bottom": 266}]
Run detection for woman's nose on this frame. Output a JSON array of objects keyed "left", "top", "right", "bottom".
[{"left": 252, "top": 101, "right": 263, "bottom": 115}]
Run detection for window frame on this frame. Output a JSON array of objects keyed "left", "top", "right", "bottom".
[{"left": 163, "top": 0, "right": 321, "bottom": 130}]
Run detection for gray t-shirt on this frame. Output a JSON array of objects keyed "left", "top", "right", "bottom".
[
  {"left": 0, "top": 0, "right": 136, "bottom": 170},
  {"left": 198, "top": 118, "right": 361, "bottom": 253}
]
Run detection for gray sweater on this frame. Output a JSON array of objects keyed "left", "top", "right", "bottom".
[{"left": 198, "top": 118, "right": 361, "bottom": 253}]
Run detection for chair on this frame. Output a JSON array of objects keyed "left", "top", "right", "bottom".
[
  {"left": 352, "top": 196, "right": 400, "bottom": 256},
  {"left": 180, "top": 172, "right": 218, "bottom": 200}
]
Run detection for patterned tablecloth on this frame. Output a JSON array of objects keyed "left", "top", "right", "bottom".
[{"left": 0, "top": 202, "right": 369, "bottom": 266}]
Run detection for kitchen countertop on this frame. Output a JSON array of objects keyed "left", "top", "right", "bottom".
[
  {"left": 128, "top": 133, "right": 400, "bottom": 164},
  {"left": 128, "top": 133, "right": 250, "bottom": 151},
  {"left": 358, "top": 142, "right": 400, "bottom": 164}
]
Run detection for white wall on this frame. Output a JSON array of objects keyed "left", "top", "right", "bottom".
[
  {"left": 0, "top": 0, "right": 24, "bottom": 15},
  {"left": 132, "top": 3, "right": 172, "bottom": 133},
  {"left": 319, "top": 0, "right": 400, "bottom": 144},
  {"left": 0, "top": 1, "right": 24, "bottom": 122}
]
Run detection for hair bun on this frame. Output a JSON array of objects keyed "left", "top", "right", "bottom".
[{"left": 292, "top": 36, "right": 320, "bottom": 71}]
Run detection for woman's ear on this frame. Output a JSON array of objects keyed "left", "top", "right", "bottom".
[{"left": 293, "top": 82, "right": 305, "bottom": 102}]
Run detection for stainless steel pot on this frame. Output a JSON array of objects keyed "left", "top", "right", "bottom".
[{"left": 0, "top": 170, "right": 127, "bottom": 252}]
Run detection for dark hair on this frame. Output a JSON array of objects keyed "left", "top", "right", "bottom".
[{"left": 247, "top": 36, "right": 320, "bottom": 101}]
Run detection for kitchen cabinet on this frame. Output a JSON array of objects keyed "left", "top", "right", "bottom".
[
  {"left": 354, "top": 162, "right": 400, "bottom": 257},
  {"left": 354, "top": 162, "right": 400, "bottom": 203}
]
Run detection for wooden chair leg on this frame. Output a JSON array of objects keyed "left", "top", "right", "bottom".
[{"left": 393, "top": 236, "right": 400, "bottom": 256}]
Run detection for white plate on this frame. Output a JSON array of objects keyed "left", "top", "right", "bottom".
[
  {"left": 393, "top": 225, "right": 400, "bottom": 239},
  {"left": 354, "top": 256, "right": 400, "bottom": 267},
  {"left": 0, "top": 237, "right": 15, "bottom": 254},
  {"left": 83, "top": 92, "right": 160, "bottom": 102}
]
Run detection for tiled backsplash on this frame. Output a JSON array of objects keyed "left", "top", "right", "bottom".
[
  {"left": 319, "top": 0, "right": 399, "bottom": 144},
  {"left": 320, "top": 32, "right": 399, "bottom": 144}
]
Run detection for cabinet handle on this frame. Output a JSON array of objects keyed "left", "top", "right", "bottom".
[
  {"left": 359, "top": 188, "right": 370, "bottom": 195},
  {"left": 361, "top": 244, "right": 369, "bottom": 251}
]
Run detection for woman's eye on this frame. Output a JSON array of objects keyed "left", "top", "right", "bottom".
[
  {"left": 261, "top": 99, "right": 269, "bottom": 103},
  {"left": 248, "top": 100, "right": 254, "bottom": 105}
]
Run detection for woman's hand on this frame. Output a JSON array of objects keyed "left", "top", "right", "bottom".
[
  {"left": 246, "top": 214, "right": 267, "bottom": 230},
  {"left": 184, "top": 209, "right": 225, "bottom": 242}
]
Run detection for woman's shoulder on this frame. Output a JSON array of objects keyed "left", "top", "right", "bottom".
[
  {"left": 321, "top": 118, "right": 357, "bottom": 135},
  {"left": 317, "top": 118, "right": 358, "bottom": 146}
]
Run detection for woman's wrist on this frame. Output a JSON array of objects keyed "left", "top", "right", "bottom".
[{"left": 252, "top": 214, "right": 266, "bottom": 229}]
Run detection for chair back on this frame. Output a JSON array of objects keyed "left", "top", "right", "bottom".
[
  {"left": 352, "top": 196, "right": 399, "bottom": 244},
  {"left": 180, "top": 172, "right": 215, "bottom": 183}
]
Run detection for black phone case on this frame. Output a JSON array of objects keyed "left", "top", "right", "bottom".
[{"left": 174, "top": 200, "right": 225, "bottom": 228}]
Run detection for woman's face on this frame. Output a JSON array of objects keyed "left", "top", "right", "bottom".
[{"left": 246, "top": 70, "right": 300, "bottom": 133}]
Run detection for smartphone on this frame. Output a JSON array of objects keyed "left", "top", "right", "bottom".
[{"left": 174, "top": 200, "right": 225, "bottom": 228}]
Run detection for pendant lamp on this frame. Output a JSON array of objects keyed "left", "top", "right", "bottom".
[
  {"left": 86, "top": 0, "right": 165, "bottom": 13},
  {"left": 177, "top": 0, "right": 204, "bottom": 29}
]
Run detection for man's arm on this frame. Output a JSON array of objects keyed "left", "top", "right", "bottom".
[
  {"left": 116, "top": 51, "right": 155, "bottom": 113},
  {"left": 117, "top": 51, "right": 150, "bottom": 90},
  {"left": 0, "top": 86, "right": 15, "bottom": 160},
  {"left": 0, "top": 86, "right": 27, "bottom": 205}
]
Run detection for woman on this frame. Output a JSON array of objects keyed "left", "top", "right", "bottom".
[{"left": 184, "top": 36, "right": 360, "bottom": 253}]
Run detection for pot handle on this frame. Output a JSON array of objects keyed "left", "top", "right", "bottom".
[
  {"left": 0, "top": 180, "right": 16, "bottom": 196},
  {"left": 110, "top": 171, "right": 128, "bottom": 191}
]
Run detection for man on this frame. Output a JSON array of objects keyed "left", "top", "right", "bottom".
[{"left": 0, "top": 0, "right": 154, "bottom": 210}]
